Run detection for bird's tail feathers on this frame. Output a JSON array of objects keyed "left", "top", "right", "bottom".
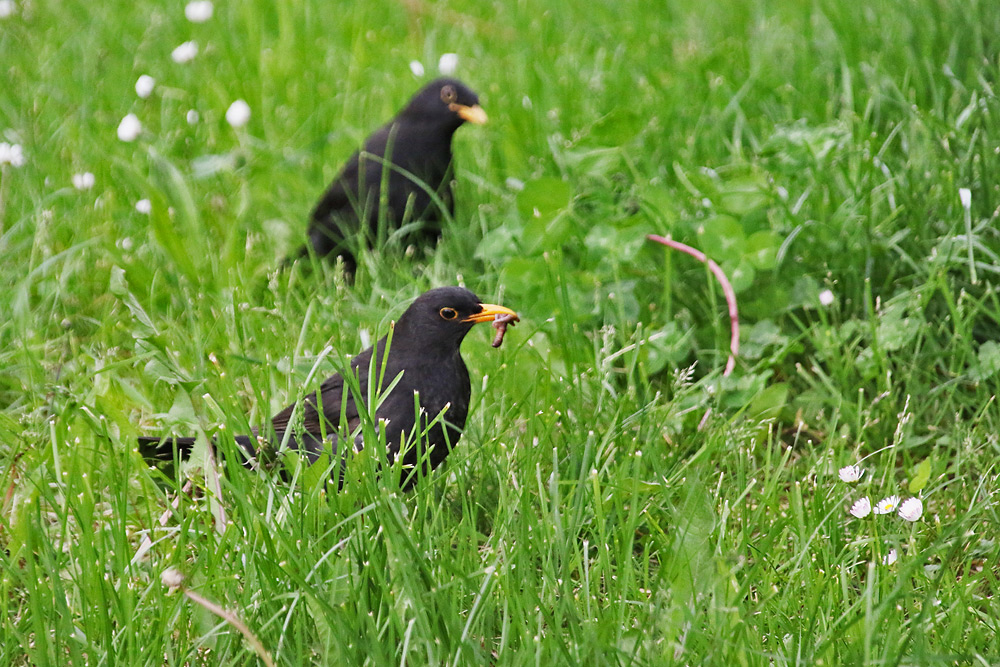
[
  {"left": 137, "top": 434, "right": 258, "bottom": 462},
  {"left": 137, "top": 435, "right": 197, "bottom": 461}
]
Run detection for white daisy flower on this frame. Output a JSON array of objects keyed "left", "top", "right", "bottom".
[
  {"left": 438, "top": 53, "right": 458, "bottom": 75},
  {"left": 883, "top": 548, "right": 898, "bottom": 565},
  {"left": 184, "top": 0, "right": 213, "bottom": 23},
  {"left": 898, "top": 497, "right": 923, "bottom": 522},
  {"left": 849, "top": 497, "right": 871, "bottom": 518},
  {"left": 171, "top": 41, "right": 199, "bottom": 64},
  {"left": 838, "top": 464, "right": 863, "bottom": 483},
  {"left": 0, "top": 0, "right": 16, "bottom": 19},
  {"left": 873, "top": 495, "right": 900, "bottom": 515},
  {"left": 135, "top": 75, "right": 156, "bottom": 99},
  {"left": 819, "top": 289, "right": 835, "bottom": 307},
  {"left": 959, "top": 187, "right": 971, "bottom": 209},
  {"left": 186, "top": 109, "right": 200, "bottom": 125},
  {"left": 409, "top": 60, "right": 425, "bottom": 77},
  {"left": 0, "top": 141, "right": 25, "bottom": 167},
  {"left": 117, "top": 113, "right": 142, "bottom": 142},
  {"left": 72, "top": 172, "right": 95, "bottom": 190},
  {"left": 225, "top": 100, "right": 251, "bottom": 128},
  {"left": 135, "top": 199, "right": 152, "bottom": 214}
]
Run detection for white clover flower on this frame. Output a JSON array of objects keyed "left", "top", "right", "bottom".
[
  {"left": 117, "top": 113, "right": 142, "bottom": 142},
  {"left": 873, "top": 495, "right": 900, "bottom": 515},
  {"left": 409, "top": 60, "right": 425, "bottom": 77},
  {"left": 72, "top": 172, "right": 95, "bottom": 190},
  {"left": 0, "top": 141, "right": 25, "bottom": 167},
  {"left": 898, "top": 497, "right": 923, "bottom": 522},
  {"left": 819, "top": 289, "right": 835, "bottom": 307},
  {"left": 225, "top": 99, "right": 251, "bottom": 128},
  {"left": 849, "top": 497, "right": 871, "bottom": 518},
  {"left": 186, "top": 109, "right": 200, "bottom": 125},
  {"left": 135, "top": 75, "right": 156, "bottom": 99},
  {"left": 882, "top": 548, "right": 898, "bottom": 565},
  {"left": 438, "top": 53, "right": 458, "bottom": 75},
  {"left": 184, "top": 0, "right": 213, "bottom": 23},
  {"left": 0, "top": 0, "right": 16, "bottom": 19},
  {"left": 171, "top": 41, "right": 199, "bottom": 64},
  {"left": 838, "top": 464, "right": 863, "bottom": 483},
  {"left": 959, "top": 187, "right": 971, "bottom": 209},
  {"left": 135, "top": 199, "right": 152, "bottom": 214}
]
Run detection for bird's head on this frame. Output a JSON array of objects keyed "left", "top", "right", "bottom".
[
  {"left": 394, "top": 286, "right": 517, "bottom": 352},
  {"left": 401, "top": 78, "right": 488, "bottom": 128}
]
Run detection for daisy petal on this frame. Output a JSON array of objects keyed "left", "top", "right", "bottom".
[
  {"left": 171, "top": 41, "right": 199, "bottom": 64},
  {"left": 849, "top": 497, "right": 871, "bottom": 518},
  {"left": 117, "top": 113, "right": 142, "bottom": 142},
  {"left": 838, "top": 464, "right": 864, "bottom": 483},
  {"left": 898, "top": 497, "right": 923, "bottom": 522},
  {"left": 184, "top": 0, "right": 213, "bottom": 23},
  {"left": 135, "top": 75, "right": 155, "bottom": 99},
  {"left": 874, "top": 495, "right": 900, "bottom": 515},
  {"left": 438, "top": 53, "right": 458, "bottom": 75},
  {"left": 225, "top": 100, "right": 251, "bottom": 128},
  {"left": 72, "top": 172, "right": 95, "bottom": 190},
  {"left": 0, "top": 142, "right": 26, "bottom": 167}
]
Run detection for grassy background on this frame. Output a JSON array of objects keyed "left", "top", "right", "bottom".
[{"left": 3, "top": 0, "right": 1000, "bottom": 664}]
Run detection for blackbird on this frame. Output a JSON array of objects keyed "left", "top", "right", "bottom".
[
  {"left": 303, "top": 78, "right": 487, "bottom": 274},
  {"left": 138, "top": 287, "right": 518, "bottom": 487}
]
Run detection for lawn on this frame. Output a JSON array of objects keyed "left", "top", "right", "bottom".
[{"left": 2, "top": 0, "right": 999, "bottom": 664}]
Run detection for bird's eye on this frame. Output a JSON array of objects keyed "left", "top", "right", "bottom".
[
  {"left": 439, "top": 307, "right": 458, "bottom": 320},
  {"left": 440, "top": 85, "right": 458, "bottom": 104}
]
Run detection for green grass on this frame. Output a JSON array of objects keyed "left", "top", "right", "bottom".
[{"left": 2, "top": 0, "right": 1000, "bottom": 664}]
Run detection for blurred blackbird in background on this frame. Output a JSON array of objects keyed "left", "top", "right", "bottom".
[
  {"left": 301, "top": 78, "right": 487, "bottom": 275},
  {"left": 138, "top": 287, "right": 517, "bottom": 487}
]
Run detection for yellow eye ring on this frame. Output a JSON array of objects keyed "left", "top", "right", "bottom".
[
  {"left": 440, "top": 85, "right": 457, "bottom": 104},
  {"left": 439, "top": 307, "right": 458, "bottom": 320}
]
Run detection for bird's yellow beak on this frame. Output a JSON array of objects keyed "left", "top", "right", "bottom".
[
  {"left": 450, "top": 103, "right": 488, "bottom": 125},
  {"left": 463, "top": 303, "right": 518, "bottom": 324}
]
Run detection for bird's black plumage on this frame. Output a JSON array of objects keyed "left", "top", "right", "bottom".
[
  {"left": 138, "top": 287, "right": 517, "bottom": 487},
  {"left": 304, "top": 78, "right": 487, "bottom": 274}
]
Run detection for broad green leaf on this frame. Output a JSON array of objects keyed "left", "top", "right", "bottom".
[
  {"left": 475, "top": 224, "right": 519, "bottom": 262},
  {"left": 745, "top": 231, "right": 781, "bottom": 270},
  {"left": 728, "top": 258, "right": 756, "bottom": 294},
  {"left": 717, "top": 175, "right": 769, "bottom": 215},
  {"left": 516, "top": 177, "right": 572, "bottom": 223},
  {"left": 696, "top": 215, "right": 744, "bottom": 264},
  {"left": 971, "top": 341, "right": 1000, "bottom": 380},
  {"left": 908, "top": 458, "right": 932, "bottom": 494},
  {"left": 748, "top": 382, "right": 789, "bottom": 420},
  {"left": 522, "top": 209, "right": 572, "bottom": 253}
]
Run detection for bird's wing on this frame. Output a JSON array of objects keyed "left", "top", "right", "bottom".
[
  {"left": 269, "top": 367, "right": 364, "bottom": 448},
  {"left": 312, "top": 123, "right": 395, "bottom": 223},
  {"left": 310, "top": 153, "right": 360, "bottom": 224}
]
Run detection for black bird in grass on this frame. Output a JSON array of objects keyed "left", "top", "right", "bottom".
[
  {"left": 138, "top": 287, "right": 518, "bottom": 486},
  {"left": 303, "top": 78, "right": 487, "bottom": 275}
]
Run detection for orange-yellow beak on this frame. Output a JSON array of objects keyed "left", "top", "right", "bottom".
[
  {"left": 462, "top": 303, "right": 518, "bottom": 324},
  {"left": 450, "top": 103, "right": 488, "bottom": 125}
]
